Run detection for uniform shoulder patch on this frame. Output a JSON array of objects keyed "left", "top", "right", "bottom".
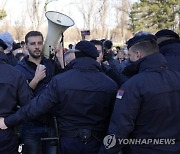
[{"left": 116, "top": 89, "right": 124, "bottom": 99}]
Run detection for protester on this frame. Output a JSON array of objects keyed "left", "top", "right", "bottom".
[
  {"left": 15, "top": 31, "right": 62, "bottom": 154},
  {"left": 90, "top": 39, "right": 123, "bottom": 87}
]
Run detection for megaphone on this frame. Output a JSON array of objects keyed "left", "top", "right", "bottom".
[{"left": 43, "top": 11, "right": 75, "bottom": 58}]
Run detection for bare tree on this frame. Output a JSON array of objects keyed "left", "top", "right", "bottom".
[
  {"left": 98, "top": 0, "right": 108, "bottom": 39},
  {"left": 114, "top": 0, "right": 131, "bottom": 42},
  {"left": 26, "top": 0, "right": 57, "bottom": 30},
  {"left": 77, "top": 0, "right": 109, "bottom": 39},
  {"left": 13, "top": 12, "right": 27, "bottom": 41},
  {"left": 77, "top": 0, "right": 97, "bottom": 30}
]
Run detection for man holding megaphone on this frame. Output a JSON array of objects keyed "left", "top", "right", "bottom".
[{"left": 15, "top": 31, "right": 64, "bottom": 154}]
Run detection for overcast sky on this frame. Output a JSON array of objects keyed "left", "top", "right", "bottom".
[{"left": 3, "top": 0, "right": 139, "bottom": 29}]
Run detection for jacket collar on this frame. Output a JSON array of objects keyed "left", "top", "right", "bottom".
[
  {"left": 0, "top": 52, "right": 8, "bottom": 63},
  {"left": 70, "top": 57, "right": 102, "bottom": 72},
  {"left": 21, "top": 55, "right": 47, "bottom": 67},
  {"left": 123, "top": 52, "right": 167, "bottom": 77},
  {"left": 159, "top": 39, "right": 180, "bottom": 55},
  {"left": 159, "top": 39, "right": 180, "bottom": 49}
]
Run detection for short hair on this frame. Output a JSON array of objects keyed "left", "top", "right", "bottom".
[
  {"left": 130, "top": 39, "right": 159, "bottom": 55},
  {"left": 90, "top": 40, "right": 102, "bottom": 46},
  {"left": 103, "top": 40, "right": 113, "bottom": 49},
  {"left": 90, "top": 40, "right": 103, "bottom": 53},
  {"left": 25, "top": 31, "right": 44, "bottom": 44}
]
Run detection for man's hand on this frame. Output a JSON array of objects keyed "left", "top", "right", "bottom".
[
  {"left": 34, "top": 64, "right": 46, "bottom": 82},
  {"left": 0, "top": 118, "right": 8, "bottom": 130},
  {"left": 54, "top": 42, "right": 64, "bottom": 69},
  {"left": 29, "top": 64, "right": 46, "bottom": 89},
  {"left": 103, "top": 60, "right": 110, "bottom": 65}
]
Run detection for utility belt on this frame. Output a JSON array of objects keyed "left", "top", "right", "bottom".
[{"left": 59, "top": 129, "right": 106, "bottom": 143}]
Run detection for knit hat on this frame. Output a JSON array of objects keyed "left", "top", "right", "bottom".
[{"left": 0, "top": 32, "right": 14, "bottom": 51}]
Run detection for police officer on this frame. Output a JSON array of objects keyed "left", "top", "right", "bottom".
[
  {"left": 0, "top": 40, "right": 118, "bottom": 154},
  {"left": 102, "top": 31, "right": 180, "bottom": 154},
  {"left": 155, "top": 29, "right": 180, "bottom": 72},
  {"left": 0, "top": 39, "right": 31, "bottom": 153}
]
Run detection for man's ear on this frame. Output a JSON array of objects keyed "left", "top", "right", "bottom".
[{"left": 136, "top": 50, "right": 142, "bottom": 59}]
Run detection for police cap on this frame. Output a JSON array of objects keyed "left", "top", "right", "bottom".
[
  {"left": 155, "top": 29, "right": 179, "bottom": 39},
  {"left": 127, "top": 31, "right": 157, "bottom": 49},
  {"left": 75, "top": 40, "right": 99, "bottom": 58}
]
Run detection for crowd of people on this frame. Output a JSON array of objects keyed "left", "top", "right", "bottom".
[{"left": 0, "top": 29, "right": 179, "bottom": 154}]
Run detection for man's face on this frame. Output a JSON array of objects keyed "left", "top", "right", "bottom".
[
  {"left": 64, "top": 52, "right": 75, "bottom": 65},
  {"left": 26, "top": 36, "right": 43, "bottom": 59},
  {"left": 95, "top": 45, "right": 103, "bottom": 63},
  {"left": 128, "top": 47, "right": 141, "bottom": 62},
  {"left": 117, "top": 51, "right": 125, "bottom": 59}
]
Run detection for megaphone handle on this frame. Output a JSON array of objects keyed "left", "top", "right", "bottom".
[
  {"left": 60, "top": 33, "right": 65, "bottom": 68},
  {"left": 60, "top": 33, "right": 64, "bottom": 44},
  {"left": 49, "top": 46, "right": 52, "bottom": 58}
]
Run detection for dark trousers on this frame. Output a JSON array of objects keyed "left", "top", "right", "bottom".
[
  {"left": 60, "top": 136, "right": 101, "bottom": 154},
  {"left": 20, "top": 122, "right": 57, "bottom": 154},
  {"left": 0, "top": 129, "right": 19, "bottom": 154}
]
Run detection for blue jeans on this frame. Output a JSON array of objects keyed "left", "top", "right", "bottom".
[{"left": 20, "top": 122, "right": 57, "bottom": 154}]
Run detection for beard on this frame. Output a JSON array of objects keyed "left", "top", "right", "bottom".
[{"left": 28, "top": 49, "right": 42, "bottom": 59}]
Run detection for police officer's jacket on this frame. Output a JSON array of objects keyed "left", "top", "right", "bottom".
[
  {"left": 5, "top": 57, "right": 118, "bottom": 132},
  {"left": 0, "top": 51, "right": 31, "bottom": 153},
  {"left": 0, "top": 52, "right": 31, "bottom": 117},
  {"left": 159, "top": 39, "right": 180, "bottom": 72},
  {"left": 107, "top": 53, "right": 180, "bottom": 154},
  {"left": 6, "top": 52, "right": 18, "bottom": 66}
]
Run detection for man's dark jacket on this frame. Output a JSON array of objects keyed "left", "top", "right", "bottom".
[
  {"left": 159, "top": 39, "right": 180, "bottom": 72},
  {"left": 15, "top": 56, "right": 59, "bottom": 96},
  {"left": 0, "top": 52, "right": 31, "bottom": 152},
  {"left": 0, "top": 52, "right": 31, "bottom": 117},
  {"left": 107, "top": 53, "right": 180, "bottom": 154},
  {"left": 5, "top": 57, "right": 118, "bottom": 133}
]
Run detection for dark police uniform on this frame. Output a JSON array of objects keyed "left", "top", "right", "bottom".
[
  {"left": 4, "top": 41, "right": 118, "bottom": 154},
  {"left": 106, "top": 52, "right": 180, "bottom": 154},
  {"left": 158, "top": 39, "right": 180, "bottom": 72},
  {"left": 155, "top": 29, "right": 180, "bottom": 72},
  {"left": 0, "top": 51, "right": 31, "bottom": 154}
]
